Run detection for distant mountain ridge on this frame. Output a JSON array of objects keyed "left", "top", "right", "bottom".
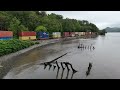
[{"left": 105, "top": 27, "right": 120, "bottom": 32}]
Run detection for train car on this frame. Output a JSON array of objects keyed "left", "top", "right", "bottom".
[
  {"left": 0, "top": 31, "right": 13, "bottom": 40},
  {"left": 63, "top": 32, "right": 70, "bottom": 37},
  {"left": 37, "top": 32, "right": 49, "bottom": 40},
  {"left": 0, "top": 37, "right": 12, "bottom": 40},
  {"left": 19, "top": 31, "right": 36, "bottom": 36},
  {"left": 19, "top": 31, "right": 36, "bottom": 40},
  {"left": 91, "top": 32, "right": 97, "bottom": 36},
  {"left": 85, "top": 32, "right": 91, "bottom": 35},
  {"left": 78, "top": 32, "right": 85, "bottom": 36},
  {"left": 75, "top": 32, "right": 79, "bottom": 37},
  {"left": 78, "top": 32, "right": 82, "bottom": 36},
  {"left": 89, "top": 32, "right": 91, "bottom": 35},
  {"left": 52, "top": 32, "right": 61, "bottom": 39},
  {"left": 69, "top": 32, "right": 75, "bottom": 37}
]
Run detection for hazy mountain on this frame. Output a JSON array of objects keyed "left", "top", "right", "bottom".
[{"left": 105, "top": 27, "right": 120, "bottom": 32}]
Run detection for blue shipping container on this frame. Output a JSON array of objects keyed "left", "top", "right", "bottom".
[
  {"left": 37, "top": 32, "right": 49, "bottom": 39},
  {"left": 0, "top": 37, "right": 13, "bottom": 40}
]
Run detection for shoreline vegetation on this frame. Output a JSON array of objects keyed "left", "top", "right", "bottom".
[
  {"left": 0, "top": 36, "right": 92, "bottom": 79},
  {"left": 0, "top": 11, "right": 105, "bottom": 58},
  {"left": 0, "top": 37, "right": 76, "bottom": 61},
  {"left": 99, "top": 29, "right": 107, "bottom": 35},
  {"left": 0, "top": 36, "right": 96, "bottom": 59},
  {"left": 0, "top": 39, "right": 39, "bottom": 57}
]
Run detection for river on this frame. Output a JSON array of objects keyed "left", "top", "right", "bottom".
[{"left": 3, "top": 33, "right": 120, "bottom": 79}]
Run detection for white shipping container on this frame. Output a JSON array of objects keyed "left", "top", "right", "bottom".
[
  {"left": 79, "top": 32, "right": 85, "bottom": 36},
  {"left": 57, "top": 32, "right": 61, "bottom": 37},
  {"left": 75, "top": 32, "right": 79, "bottom": 34},
  {"left": 78, "top": 32, "right": 82, "bottom": 36},
  {"left": 52, "top": 32, "right": 61, "bottom": 38},
  {"left": 71, "top": 34, "right": 75, "bottom": 37},
  {"left": 89, "top": 32, "right": 92, "bottom": 35},
  {"left": 83, "top": 32, "right": 85, "bottom": 35}
]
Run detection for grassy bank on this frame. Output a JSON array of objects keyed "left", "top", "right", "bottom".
[{"left": 0, "top": 39, "right": 39, "bottom": 57}]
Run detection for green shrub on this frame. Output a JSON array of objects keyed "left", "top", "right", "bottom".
[
  {"left": 35, "top": 42, "right": 40, "bottom": 44},
  {"left": 0, "top": 39, "right": 35, "bottom": 57}
]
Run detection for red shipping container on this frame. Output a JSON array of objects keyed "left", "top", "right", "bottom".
[
  {"left": 69, "top": 32, "right": 75, "bottom": 37},
  {"left": 85, "top": 32, "right": 90, "bottom": 35},
  {"left": 19, "top": 31, "right": 36, "bottom": 36},
  {"left": 0, "top": 31, "right": 13, "bottom": 37},
  {"left": 63, "top": 32, "right": 70, "bottom": 37},
  {"left": 91, "top": 32, "right": 97, "bottom": 35},
  {"left": 85, "top": 32, "right": 87, "bottom": 35}
]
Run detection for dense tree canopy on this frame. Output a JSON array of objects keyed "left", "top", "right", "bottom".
[
  {"left": 35, "top": 25, "right": 47, "bottom": 32},
  {"left": 0, "top": 11, "right": 99, "bottom": 37},
  {"left": 8, "top": 17, "right": 28, "bottom": 37}
]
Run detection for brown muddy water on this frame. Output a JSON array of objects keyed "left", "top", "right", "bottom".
[{"left": 3, "top": 33, "right": 120, "bottom": 79}]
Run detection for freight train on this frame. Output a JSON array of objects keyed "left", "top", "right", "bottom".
[
  {"left": 0, "top": 31, "right": 96, "bottom": 40},
  {"left": 0, "top": 31, "right": 13, "bottom": 40}
]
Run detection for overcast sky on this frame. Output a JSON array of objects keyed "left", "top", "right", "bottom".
[{"left": 47, "top": 11, "right": 120, "bottom": 29}]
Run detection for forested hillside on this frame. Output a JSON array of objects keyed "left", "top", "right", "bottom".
[
  {"left": 0, "top": 11, "right": 99, "bottom": 37},
  {"left": 105, "top": 27, "right": 120, "bottom": 32}
]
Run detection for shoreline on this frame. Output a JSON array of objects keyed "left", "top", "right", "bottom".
[
  {"left": 0, "top": 37, "right": 76, "bottom": 79},
  {"left": 0, "top": 36, "right": 96, "bottom": 79},
  {"left": 0, "top": 34, "right": 98, "bottom": 62},
  {"left": 0, "top": 37, "right": 76, "bottom": 62}
]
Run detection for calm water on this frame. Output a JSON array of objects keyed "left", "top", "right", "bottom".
[{"left": 3, "top": 33, "right": 120, "bottom": 79}]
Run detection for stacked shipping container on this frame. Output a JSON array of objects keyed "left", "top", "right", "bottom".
[
  {"left": 0, "top": 31, "right": 97, "bottom": 41},
  {"left": 89, "top": 32, "right": 92, "bottom": 35},
  {"left": 37, "top": 32, "right": 49, "bottom": 40},
  {"left": 85, "top": 32, "right": 91, "bottom": 35},
  {"left": 0, "top": 31, "right": 13, "bottom": 40},
  {"left": 19, "top": 31, "right": 36, "bottom": 40},
  {"left": 63, "top": 32, "right": 70, "bottom": 37},
  {"left": 91, "top": 32, "right": 97, "bottom": 35},
  {"left": 78, "top": 32, "right": 85, "bottom": 36},
  {"left": 52, "top": 32, "right": 61, "bottom": 38},
  {"left": 69, "top": 32, "right": 75, "bottom": 37},
  {"left": 75, "top": 32, "right": 79, "bottom": 37}
]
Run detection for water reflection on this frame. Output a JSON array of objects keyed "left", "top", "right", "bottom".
[
  {"left": 48, "top": 64, "right": 52, "bottom": 70},
  {"left": 66, "top": 70, "right": 70, "bottom": 79},
  {"left": 61, "top": 68, "right": 65, "bottom": 79},
  {"left": 53, "top": 65, "right": 56, "bottom": 71},
  {"left": 39, "top": 52, "right": 79, "bottom": 79},
  {"left": 56, "top": 68, "right": 60, "bottom": 79},
  {"left": 71, "top": 72, "right": 75, "bottom": 79},
  {"left": 42, "top": 61, "right": 78, "bottom": 79},
  {"left": 86, "top": 63, "right": 92, "bottom": 77},
  {"left": 44, "top": 63, "right": 47, "bottom": 69}
]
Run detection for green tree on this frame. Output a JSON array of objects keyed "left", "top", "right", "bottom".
[
  {"left": 39, "top": 14, "right": 62, "bottom": 34},
  {"left": 39, "top": 11, "right": 47, "bottom": 17},
  {"left": 8, "top": 17, "right": 28, "bottom": 37},
  {"left": 71, "top": 19, "right": 81, "bottom": 32},
  {"left": 35, "top": 25, "right": 47, "bottom": 32},
  {"left": 7, "top": 11, "right": 40, "bottom": 31},
  {"left": 0, "top": 11, "right": 10, "bottom": 30},
  {"left": 48, "top": 13, "right": 63, "bottom": 19},
  {"left": 62, "top": 18, "right": 76, "bottom": 32},
  {"left": 0, "top": 11, "right": 100, "bottom": 37}
]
